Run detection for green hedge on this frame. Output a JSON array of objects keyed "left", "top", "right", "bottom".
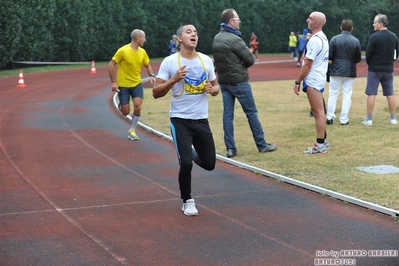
[{"left": 1, "top": 0, "right": 398, "bottom": 69}]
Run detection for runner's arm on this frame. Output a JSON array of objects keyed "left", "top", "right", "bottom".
[
  {"left": 153, "top": 66, "right": 187, "bottom": 99},
  {"left": 108, "top": 60, "right": 119, "bottom": 92}
]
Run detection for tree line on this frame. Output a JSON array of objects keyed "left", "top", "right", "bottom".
[{"left": 1, "top": 0, "right": 398, "bottom": 69}]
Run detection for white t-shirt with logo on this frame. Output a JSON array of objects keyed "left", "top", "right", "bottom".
[
  {"left": 304, "top": 32, "right": 329, "bottom": 90},
  {"left": 157, "top": 52, "right": 216, "bottom": 119}
]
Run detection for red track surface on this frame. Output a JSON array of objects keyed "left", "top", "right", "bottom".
[{"left": 1, "top": 56, "right": 398, "bottom": 266}]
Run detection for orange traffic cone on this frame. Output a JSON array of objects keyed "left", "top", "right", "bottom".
[
  {"left": 90, "top": 60, "right": 97, "bottom": 74},
  {"left": 16, "top": 70, "right": 26, "bottom": 88}
]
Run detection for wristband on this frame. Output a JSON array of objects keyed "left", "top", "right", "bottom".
[{"left": 150, "top": 74, "right": 156, "bottom": 78}]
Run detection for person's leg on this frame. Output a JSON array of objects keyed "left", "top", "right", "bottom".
[
  {"left": 170, "top": 118, "right": 199, "bottom": 215},
  {"left": 364, "top": 72, "right": 379, "bottom": 124},
  {"left": 326, "top": 76, "right": 341, "bottom": 121},
  {"left": 289, "top": 47, "right": 295, "bottom": 58},
  {"left": 126, "top": 84, "right": 144, "bottom": 139},
  {"left": 387, "top": 96, "right": 397, "bottom": 116},
  {"left": 297, "top": 51, "right": 303, "bottom": 63},
  {"left": 192, "top": 119, "right": 216, "bottom": 171},
  {"left": 304, "top": 87, "right": 328, "bottom": 154},
  {"left": 297, "top": 51, "right": 303, "bottom": 66},
  {"left": 387, "top": 95, "right": 398, "bottom": 124},
  {"left": 131, "top": 97, "right": 143, "bottom": 129},
  {"left": 380, "top": 72, "right": 397, "bottom": 123},
  {"left": 339, "top": 77, "right": 355, "bottom": 124},
  {"left": 118, "top": 88, "right": 131, "bottom": 116},
  {"left": 130, "top": 83, "right": 144, "bottom": 128},
  {"left": 307, "top": 87, "right": 326, "bottom": 140},
  {"left": 234, "top": 82, "right": 268, "bottom": 151},
  {"left": 366, "top": 95, "right": 376, "bottom": 116},
  {"left": 220, "top": 84, "right": 236, "bottom": 152},
  {"left": 119, "top": 105, "right": 130, "bottom": 116},
  {"left": 170, "top": 118, "right": 194, "bottom": 201}
]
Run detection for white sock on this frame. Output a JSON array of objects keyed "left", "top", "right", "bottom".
[{"left": 130, "top": 114, "right": 140, "bottom": 130}]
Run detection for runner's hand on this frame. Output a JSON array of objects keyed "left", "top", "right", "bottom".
[
  {"left": 111, "top": 83, "right": 119, "bottom": 92},
  {"left": 294, "top": 84, "right": 300, "bottom": 95}
]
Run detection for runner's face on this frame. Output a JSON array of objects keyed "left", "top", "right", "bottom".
[
  {"left": 138, "top": 34, "right": 146, "bottom": 47},
  {"left": 180, "top": 25, "right": 198, "bottom": 48},
  {"left": 306, "top": 13, "right": 317, "bottom": 32}
]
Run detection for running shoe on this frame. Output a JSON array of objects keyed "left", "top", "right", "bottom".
[
  {"left": 304, "top": 143, "right": 327, "bottom": 154},
  {"left": 182, "top": 199, "right": 198, "bottom": 216},
  {"left": 128, "top": 129, "right": 139, "bottom": 140},
  {"left": 362, "top": 119, "right": 372, "bottom": 126}
]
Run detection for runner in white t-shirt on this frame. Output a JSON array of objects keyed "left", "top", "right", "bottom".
[
  {"left": 304, "top": 32, "right": 329, "bottom": 91},
  {"left": 294, "top": 11, "right": 330, "bottom": 154},
  {"left": 153, "top": 24, "right": 220, "bottom": 216}
]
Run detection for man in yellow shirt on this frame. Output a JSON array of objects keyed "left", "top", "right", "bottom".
[
  {"left": 288, "top": 31, "right": 298, "bottom": 60},
  {"left": 109, "top": 29, "right": 156, "bottom": 140}
]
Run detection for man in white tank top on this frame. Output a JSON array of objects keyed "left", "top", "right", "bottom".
[{"left": 294, "top": 11, "right": 330, "bottom": 154}]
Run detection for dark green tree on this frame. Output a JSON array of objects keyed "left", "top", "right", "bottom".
[{"left": 1, "top": 0, "right": 398, "bottom": 69}]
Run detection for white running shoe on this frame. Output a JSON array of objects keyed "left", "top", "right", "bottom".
[
  {"left": 182, "top": 199, "right": 198, "bottom": 216},
  {"left": 303, "top": 143, "right": 327, "bottom": 154},
  {"left": 307, "top": 140, "right": 330, "bottom": 150},
  {"left": 362, "top": 119, "right": 372, "bottom": 126},
  {"left": 390, "top": 119, "right": 398, "bottom": 125}
]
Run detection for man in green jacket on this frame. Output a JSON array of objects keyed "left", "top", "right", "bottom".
[{"left": 212, "top": 8, "right": 277, "bottom": 158}]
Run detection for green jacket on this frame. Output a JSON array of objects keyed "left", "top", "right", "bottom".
[{"left": 212, "top": 27, "right": 255, "bottom": 84}]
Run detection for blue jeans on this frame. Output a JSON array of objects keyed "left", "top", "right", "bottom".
[{"left": 220, "top": 82, "right": 267, "bottom": 152}]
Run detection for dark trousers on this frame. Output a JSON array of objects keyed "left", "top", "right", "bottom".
[{"left": 170, "top": 118, "right": 216, "bottom": 201}]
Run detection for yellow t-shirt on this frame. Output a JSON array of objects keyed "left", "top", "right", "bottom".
[
  {"left": 112, "top": 44, "right": 150, "bottom": 87},
  {"left": 289, "top": 35, "right": 297, "bottom": 47}
]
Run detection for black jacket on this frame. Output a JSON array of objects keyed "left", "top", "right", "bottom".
[
  {"left": 366, "top": 30, "right": 399, "bottom": 72},
  {"left": 212, "top": 27, "right": 254, "bottom": 84},
  {"left": 329, "top": 31, "right": 361, "bottom": 77}
]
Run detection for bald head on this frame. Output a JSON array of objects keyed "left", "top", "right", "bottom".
[
  {"left": 307, "top": 11, "right": 326, "bottom": 33},
  {"left": 131, "top": 29, "right": 144, "bottom": 41},
  {"left": 312, "top": 11, "right": 326, "bottom": 27}
]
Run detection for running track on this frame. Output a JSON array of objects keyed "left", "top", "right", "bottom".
[{"left": 1, "top": 56, "right": 398, "bottom": 265}]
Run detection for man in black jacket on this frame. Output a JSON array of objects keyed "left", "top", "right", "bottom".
[
  {"left": 212, "top": 8, "right": 276, "bottom": 158},
  {"left": 362, "top": 14, "right": 398, "bottom": 126},
  {"left": 326, "top": 19, "right": 361, "bottom": 125}
]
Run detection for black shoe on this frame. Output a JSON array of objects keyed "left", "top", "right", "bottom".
[
  {"left": 226, "top": 149, "right": 237, "bottom": 158},
  {"left": 341, "top": 121, "right": 349, "bottom": 125},
  {"left": 309, "top": 112, "right": 314, "bottom": 117},
  {"left": 326, "top": 119, "right": 333, "bottom": 125},
  {"left": 259, "top": 144, "right": 277, "bottom": 153}
]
